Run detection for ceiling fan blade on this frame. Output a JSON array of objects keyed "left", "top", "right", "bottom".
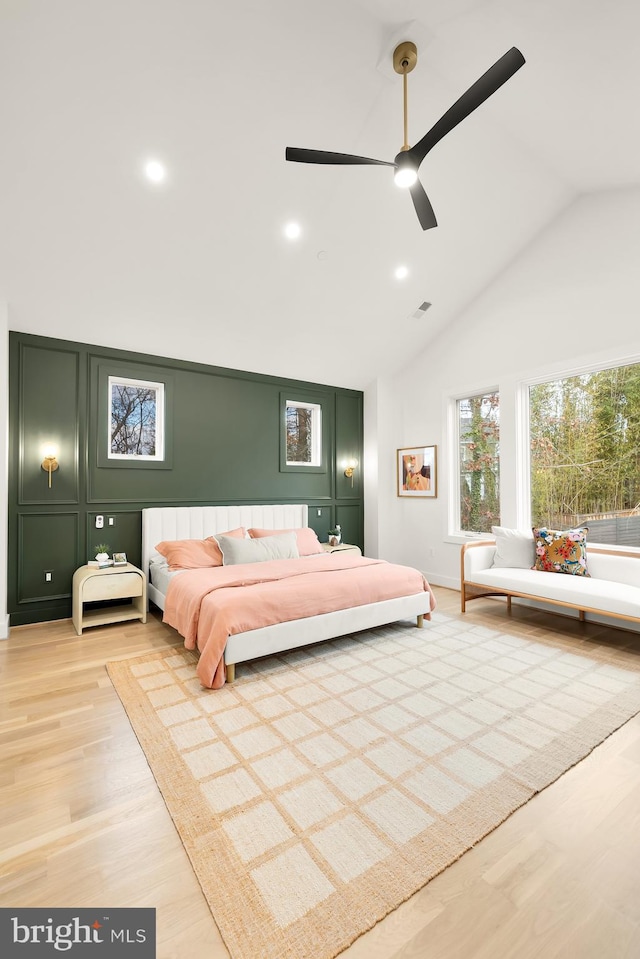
[
  {"left": 407, "top": 47, "right": 525, "bottom": 167},
  {"left": 409, "top": 179, "right": 438, "bottom": 231},
  {"left": 286, "top": 147, "right": 394, "bottom": 167}
]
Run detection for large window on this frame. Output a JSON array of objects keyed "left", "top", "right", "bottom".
[
  {"left": 530, "top": 363, "right": 640, "bottom": 545},
  {"left": 457, "top": 391, "right": 500, "bottom": 533}
]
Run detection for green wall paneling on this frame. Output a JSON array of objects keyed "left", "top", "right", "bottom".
[
  {"left": 17, "top": 511, "right": 79, "bottom": 605},
  {"left": 8, "top": 332, "right": 364, "bottom": 625},
  {"left": 18, "top": 343, "right": 80, "bottom": 505},
  {"left": 86, "top": 511, "right": 143, "bottom": 569},
  {"left": 88, "top": 357, "right": 335, "bottom": 504},
  {"left": 335, "top": 504, "right": 364, "bottom": 552},
  {"left": 335, "top": 392, "right": 363, "bottom": 501},
  {"left": 307, "top": 505, "right": 332, "bottom": 543}
]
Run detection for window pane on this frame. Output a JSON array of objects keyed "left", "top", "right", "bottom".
[
  {"left": 530, "top": 364, "right": 640, "bottom": 545},
  {"left": 108, "top": 377, "right": 164, "bottom": 460},
  {"left": 458, "top": 392, "right": 500, "bottom": 533},
  {"left": 286, "top": 401, "right": 321, "bottom": 466}
]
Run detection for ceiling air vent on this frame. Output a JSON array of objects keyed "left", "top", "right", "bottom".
[{"left": 409, "top": 301, "right": 432, "bottom": 320}]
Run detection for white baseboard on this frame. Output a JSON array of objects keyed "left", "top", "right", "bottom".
[
  {"left": 0, "top": 614, "right": 9, "bottom": 640},
  {"left": 421, "top": 571, "right": 460, "bottom": 591}
]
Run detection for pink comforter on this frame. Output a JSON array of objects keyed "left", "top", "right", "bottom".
[{"left": 163, "top": 553, "right": 435, "bottom": 688}]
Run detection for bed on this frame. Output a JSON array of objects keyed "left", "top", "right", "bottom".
[{"left": 142, "top": 504, "right": 436, "bottom": 688}]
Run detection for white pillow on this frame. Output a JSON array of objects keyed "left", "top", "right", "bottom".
[
  {"left": 491, "top": 526, "right": 535, "bottom": 569},
  {"left": 214, "top": 531, "right": 299, "bottom": 565}
]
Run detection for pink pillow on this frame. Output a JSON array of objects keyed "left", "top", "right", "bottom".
[
  {"left": 156, "top": 527, "right": 246, "bottom": 570},
  {"left": 248, "top": 526, "right": 324, "bottom": 556}
]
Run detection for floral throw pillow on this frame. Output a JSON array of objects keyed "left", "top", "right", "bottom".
[{"left": 532, "top": 526, "right": 590, "bottom": 576}]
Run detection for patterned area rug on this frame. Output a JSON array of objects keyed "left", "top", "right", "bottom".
[{"left": 107, "top": 613, "right": 640, "bottom": 959}]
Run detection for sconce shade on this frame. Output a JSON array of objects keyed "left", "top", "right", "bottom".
[{"left": 343, "top": 458, "right": 358, "bottom": 487}]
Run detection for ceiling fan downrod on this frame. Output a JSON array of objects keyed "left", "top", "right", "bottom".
[{"left": 393, "top": 41, "right": 417, "bottom": 152}]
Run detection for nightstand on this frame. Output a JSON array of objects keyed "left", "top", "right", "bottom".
[
  {"left": 72, "top": 563, "right": 147, "bottom": 635},
  {"left": 321, "top": 543, "right": 362, "bottom": 556}
]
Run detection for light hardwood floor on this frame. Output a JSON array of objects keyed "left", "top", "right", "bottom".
[{"left": 1, "top": 588, "right": 640, "bottom": 958}]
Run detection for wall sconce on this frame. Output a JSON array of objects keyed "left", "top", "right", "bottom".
[
  {"left": 41, "top": 445, "right": 59, "bottom": 488},
  {"left": 343, "top": 458, "right": 358, "bottom": 487}
]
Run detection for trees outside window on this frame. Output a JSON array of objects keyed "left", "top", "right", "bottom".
[
  {"left": 108, "top": 376, "right": 164, "bottom": 460},
  {"left": 530, "top": 363, "right": 640, "bottom": 545},
  {"left": 458, "top": 391, "right": 500, "bottom": 533},
  {"left": 285, "top": 400, "right": 321, "bottom": 466}
]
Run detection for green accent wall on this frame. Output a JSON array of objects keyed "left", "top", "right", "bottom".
[{"left": 8, "top": 332, "right": 364, "bottom": 626}]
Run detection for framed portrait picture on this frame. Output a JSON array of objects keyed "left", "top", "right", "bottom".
[
  {"left": 397, "top": 446, "right": 437, "bottom": 498},
  {"left": 112, "top": 552, "right": 128, "bottom": 566}
]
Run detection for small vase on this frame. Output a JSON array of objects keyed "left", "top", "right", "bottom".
[
  {"left": 95, "top": 552, "right": 110, "bottom": 564},
  {"left": 328, "top": 534, "right": 341, "bottom": 547}
]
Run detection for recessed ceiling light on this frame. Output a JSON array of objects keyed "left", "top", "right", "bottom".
[
  {"left": 284, "top": 221, "right": 302, "bottom": 240},
  {"left": 143, "top": 159, "right": 167, "bottom": 184},
  {"left": 395, "top": 265, "right": 409, "bottom": 280}
]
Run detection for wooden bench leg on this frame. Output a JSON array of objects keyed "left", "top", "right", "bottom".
[
  {"left": 416, "top": 614, "right": 424, "bottom": 628},
  {"left": 226, "top": 662, "right": 236, "bottom": 683},
  {"left": 579, "top": 610, "right": 585, "bottom": 622},
  {"left": 507, "top": 595, "right": 512, "bottom": 612}
]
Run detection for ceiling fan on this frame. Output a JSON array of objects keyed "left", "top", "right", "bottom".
[{"left": 285, "top": 43, "right": 525, "bottom": 231}]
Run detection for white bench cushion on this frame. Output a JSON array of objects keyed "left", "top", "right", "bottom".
[{"left": 467, "top": 567, "right": 640, "bottom": 620}]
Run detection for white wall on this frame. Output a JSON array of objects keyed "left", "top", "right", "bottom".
[
  {"left": 0, "top": 301, "right": 8, "bottom": 637},
  {"left": 366, "top": 187, "right": 640, "bottom": 589}
]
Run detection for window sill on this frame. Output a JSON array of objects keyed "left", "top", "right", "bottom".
[{"left": 444, "top": 532, "right": 495, "bottom": 546}]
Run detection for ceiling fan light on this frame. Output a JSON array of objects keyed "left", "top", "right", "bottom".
[{"left": 394, "top": 166, "right": 418, "bottom": 188}]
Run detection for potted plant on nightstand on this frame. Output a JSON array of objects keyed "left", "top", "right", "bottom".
[
  {"left": 327, "top": 525, "right": 342, "bottom": 547},
  {"left": 94, "top": 544, "right": 111, "bottom": 567}
]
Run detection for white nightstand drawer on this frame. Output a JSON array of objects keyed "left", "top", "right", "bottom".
[{"left": 83, "top": 571, "right": 143, "bottom": 601}]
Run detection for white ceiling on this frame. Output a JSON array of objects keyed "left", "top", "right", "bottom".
[{"left": 1, "top": 0, "right": 639, "bottom": 389}]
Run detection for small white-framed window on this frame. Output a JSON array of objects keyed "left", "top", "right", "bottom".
[
  {"left": 285, "top": 399, "right": 322, "bottom": 467},
  {"left": 108, "top": 375, "right": 165, "bottom": 461}
]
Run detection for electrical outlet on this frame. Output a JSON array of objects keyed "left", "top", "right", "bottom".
[
  {"left": 317, "top": 509, "right": 322, "bottom": 517},
  {"left": 108, "top": 516, "right": 116, "bottom": 526},
  {"left": 95, "top": 515, "right": 104, "bottom": 528},
  {"left": 44, "top": 571, "right": 52, "bottom": 583}
]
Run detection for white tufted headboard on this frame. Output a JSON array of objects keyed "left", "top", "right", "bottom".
[{"left": 142, "top": 503, "right": 309, "bottom": 582}]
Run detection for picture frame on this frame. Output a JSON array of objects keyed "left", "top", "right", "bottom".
[
  {"left": 112, "top": 552, "right": 128, "bottom": 566},
  {"left": 397, "top": 446, "right": 437, "bottom": 498}
]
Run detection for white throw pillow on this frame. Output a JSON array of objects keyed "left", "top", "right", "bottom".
[
  {"left": 214, "top": 531, "right": 299, "bottom": 565},
  {"left": 491, "top": 526, "right": 535, "bottom": 569}
]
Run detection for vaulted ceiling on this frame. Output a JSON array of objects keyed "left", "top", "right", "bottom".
[{"left": 1, "top": 0, "right": 638, "bottom": 388}]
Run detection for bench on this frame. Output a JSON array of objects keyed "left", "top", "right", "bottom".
[{"left": 461, "top": 539, "right": 640, "bottom": 628}]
